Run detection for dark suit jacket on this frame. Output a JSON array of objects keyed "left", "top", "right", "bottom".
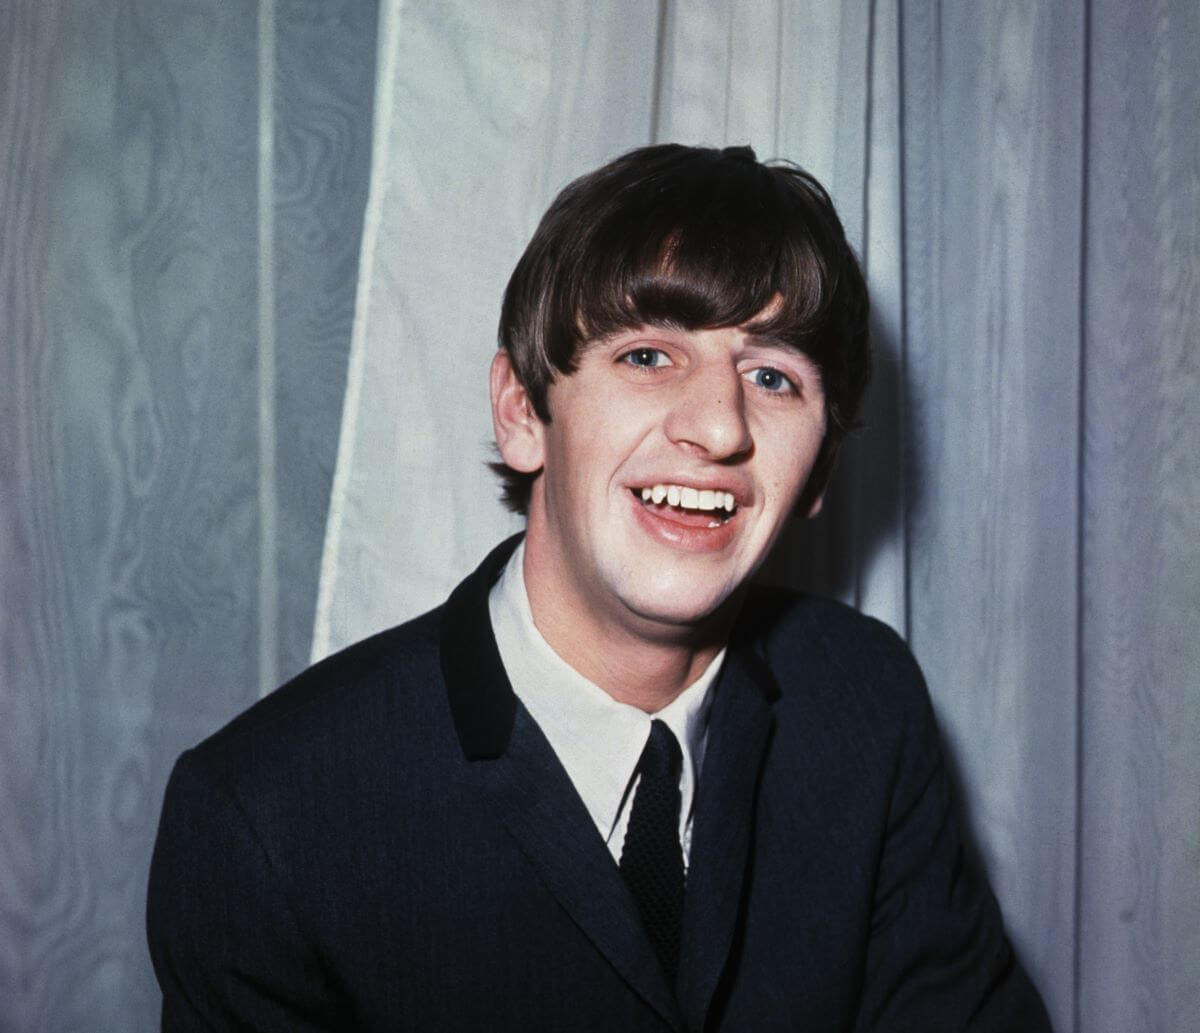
[{"left": 147, "top": 535, "right": 1050, "bottom": 1031}]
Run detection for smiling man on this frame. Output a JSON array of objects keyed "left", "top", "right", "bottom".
[{"left": 148, "top": 145, "right": 1051, "bottom": 1031}]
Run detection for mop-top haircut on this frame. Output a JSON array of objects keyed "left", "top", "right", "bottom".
[{"left": 494, "top": 142, "right": 871, "bottom": 516}]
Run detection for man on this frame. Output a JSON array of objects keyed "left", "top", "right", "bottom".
[{"left": 148, "top": 144, "right": 1051, "bottom": 1030}]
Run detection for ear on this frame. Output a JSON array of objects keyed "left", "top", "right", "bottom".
[
  {"left": 490, "top": 350, "right": 545, "bottom": 474},
  {"left": 802, "top": 492, "right": 824, "bottom": 519}
]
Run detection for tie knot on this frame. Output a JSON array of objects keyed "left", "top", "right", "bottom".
[{"left": 639, "top": 720, "right": 682, "bottom": 781}]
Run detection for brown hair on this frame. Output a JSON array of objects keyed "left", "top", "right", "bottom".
[{"left": 494, "top": 143, "right": 870, "bottom": 515}]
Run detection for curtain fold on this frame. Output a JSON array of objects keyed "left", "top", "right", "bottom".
[{"left": 315, "top": 3, "right": 1199, "bottom": 1030}]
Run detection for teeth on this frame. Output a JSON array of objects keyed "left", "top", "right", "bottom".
[{"left": 637, "top": 484, "right": 738, "bottom": 514}]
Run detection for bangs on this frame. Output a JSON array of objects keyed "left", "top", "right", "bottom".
[{"left": 562, "top": 158, "right": 843, "bottom": 356}]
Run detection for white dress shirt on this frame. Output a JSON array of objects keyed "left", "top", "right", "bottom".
[{"left": 488, "top": 541, "right": 722, "bottom": 866}]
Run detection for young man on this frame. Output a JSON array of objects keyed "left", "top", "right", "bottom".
[{"left": 148, "top": 144, "right": 1050, "bottom": 1030}]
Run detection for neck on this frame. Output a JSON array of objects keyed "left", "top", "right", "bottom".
[{"left": 521, "top": 541, "right": 738, "bottom": 714}]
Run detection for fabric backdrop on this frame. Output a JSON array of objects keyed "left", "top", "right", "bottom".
[
  {"left": 313, "top": 3, "right": 1199, "bottom": 1033},
  {"left": 2, "top": 0, "right": 1194, "bottom": 1029}
]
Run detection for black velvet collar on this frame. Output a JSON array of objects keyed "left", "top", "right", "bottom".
[{"left": 439, "top": 534, "right": 524, "bottom": 760}]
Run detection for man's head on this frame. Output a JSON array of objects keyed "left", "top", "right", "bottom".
[{"left": 492, "top": 143, "right": 870, "bottom": 517}]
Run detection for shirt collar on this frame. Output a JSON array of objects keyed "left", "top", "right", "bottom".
[{"left": 488, "top": 540, "right": 722, "bottom": 846}]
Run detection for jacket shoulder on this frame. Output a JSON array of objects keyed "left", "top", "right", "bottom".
[
  {"left": 186, "top": 604, "right": 450, "bottom": 784},
  {"left": 737, "top": 585, "right": 930, "bottom": 739},
  {"left": 741, "top": 585, "right": 921, "bottom": 685}
]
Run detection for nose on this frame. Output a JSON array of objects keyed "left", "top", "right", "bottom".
[{"left": 662, "top": 359, "right": 752, "bottom": 461}]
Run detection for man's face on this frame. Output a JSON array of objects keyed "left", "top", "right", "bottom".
[{"left": 502, "top": 318, "right": 827, "bottom": 639}]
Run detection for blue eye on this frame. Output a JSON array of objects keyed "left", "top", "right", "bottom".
[
  {"left": 749, "top": 367, "right": 793, "bottom": 393},
  {"left": 622, "top": 348, "right": 671, "bottom": 368}
]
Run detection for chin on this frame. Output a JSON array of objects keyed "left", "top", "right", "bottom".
[{"left": 618, "top": 577, "right": 742, "bottom": 633}]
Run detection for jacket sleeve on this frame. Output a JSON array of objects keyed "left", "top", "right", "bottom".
[
  {"left": 852, "top": 678, "right": 1053, "bottom": 1033},
  {"left": 146, "top": 749, "right": 345, "bottom": 1031}
]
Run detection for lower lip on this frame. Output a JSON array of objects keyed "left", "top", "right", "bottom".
[{"left": 629, "top": 494, "right": 740, "bottom": 553}]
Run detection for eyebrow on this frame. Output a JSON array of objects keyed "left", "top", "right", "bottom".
[{"left": 741, "top": 331, "right": 810, "bottom": 359}]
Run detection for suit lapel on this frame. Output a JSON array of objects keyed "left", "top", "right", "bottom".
[
  {"left": 479, "top": 709, "right": 685, "bottom": 1029},
  {"left": 677, "top": 644, "right": 777, "bottom": 1032},
  {"left": 439, "top": 537, "right": 684, "bottom": 1030}
]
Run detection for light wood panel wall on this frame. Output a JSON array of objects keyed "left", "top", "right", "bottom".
[{"left": 0, "top": 1, "right": 377, "bottom": 1027}]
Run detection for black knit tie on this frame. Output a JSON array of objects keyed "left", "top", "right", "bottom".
[{"left": 619, "top": 719, "right": 685, "bottom": 979}]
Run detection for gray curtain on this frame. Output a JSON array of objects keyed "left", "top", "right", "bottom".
[
  {"left": 2, "top": 1, "right": 1196, "bottom": 1029},
  {"left": 0, "top": 1, "right": 379, "bottom": 1028}
]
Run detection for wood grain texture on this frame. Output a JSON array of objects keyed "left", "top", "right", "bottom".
[
  {"left": 273, "top": 0, "right": 379, "bottom": 684},
  {"left": 899, "top": 3, "right": 1085, "bottom": 1027},
  {"left": 1079, "top": 0, "right": 1200, "bottom": 1028},
  {"left": 1, "top": 0, "right": 261, "bottom": 1028},
  {"left": 0, "top": 0, "right": 70, "bottom": 1026}
]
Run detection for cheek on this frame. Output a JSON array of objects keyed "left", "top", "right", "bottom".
[
  {"left": 565, "top": 408, "right": 648, "bottom": 474},
  {"left": 543, "top": 429, "right": 616, "bottom": 517},
  {"left": 758, "top": 419, "right": 825, "bottom": 504}
]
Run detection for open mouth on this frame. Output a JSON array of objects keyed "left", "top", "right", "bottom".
[{"left": 631, "top": 483, "right": 738, "bottom": 527}]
